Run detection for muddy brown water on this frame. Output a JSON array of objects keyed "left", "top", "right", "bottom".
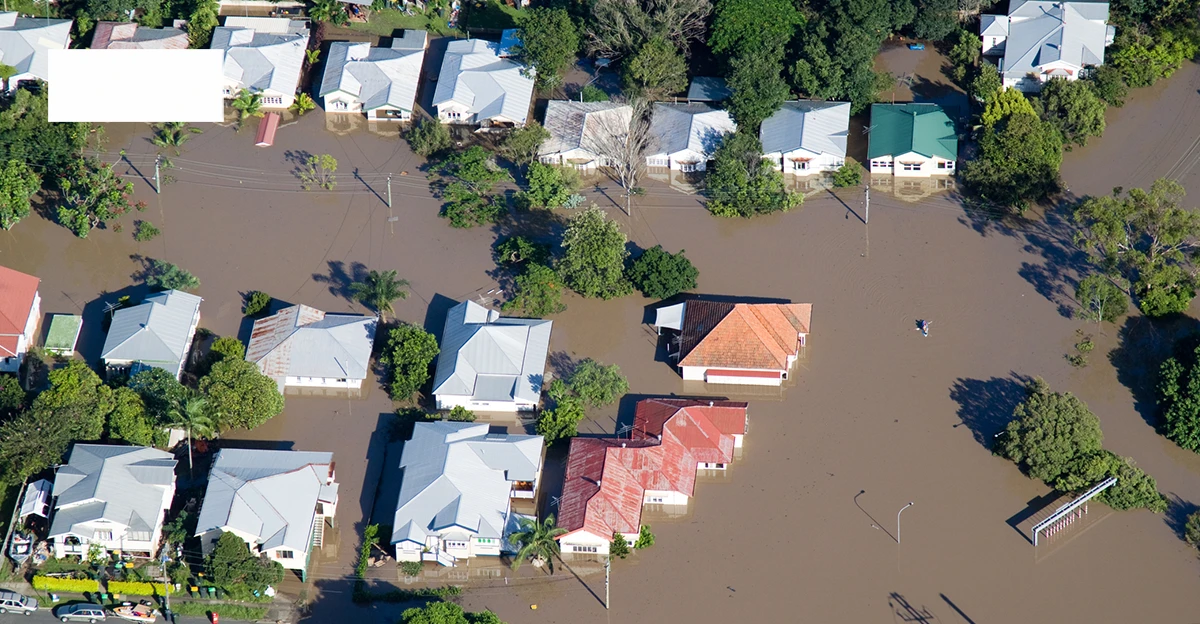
[{"left": 1, "top": 60, "right": 1200, "bottom": 623}]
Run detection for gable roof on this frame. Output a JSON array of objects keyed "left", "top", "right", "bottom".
[
  {"left": 867, "top": 103, "right": 958, "bottom": 160},
  {"left": 0, "top": 265, "right": 38, "bottom": 357},
  {"left": 648, "top": 103, "right": 737, "bottom": 158},
  {"left": 91, "top": 22, "right": 189, "bottom": 49},
  {"left": 998, "top": 1, "right": 1111, "bottom": 78},
  {"left": 390, "top": 421, "right": 544, "bottom": 545},
  {"left": 539, "top": 100, "right": 633, "bottom": 157},
  {"left": 245, "top": 304, "right": 376, "bottom": 383},
  {"left": 0, "top": 13, "right": 71, "bottom": 82},
  {"left": 634, "top": 398, "right": 747, "bottom": 464},
  {"left": 195, "top": 449, "right": 336, "bottom": 552},
  {"left": 320, "top": 38, "right": 425, "bottom": 112},
  {"left": 432, "top": 300, "right": 551, "bottom": 404},
  {"left": 100, "top": 289, "right": 202, "bottom": 378},
  {"left": 432, "top": 38, "right": 534, "bottom": 125},
  {"left": 211, "top": 17, "right": 309, "bottom": 96},
  {"left": 48, "top": 444, "right": 176, "bottom": 539},
  {"left": 980, "top": 13, "right": 1009, "bottom": 36},
  {"left": 676, "top": 301, "right": 812, "bottom": 371},
  {"left": 760, "top": 101, "right": 851, "bottom": 158}
]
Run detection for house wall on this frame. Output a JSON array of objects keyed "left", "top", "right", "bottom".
[
  {"left": 646, "top": 149, "right": 709, "bottom": 171},
  {"left": 393, "top": 532, "right": 504, "bottom": 561},
  {"left": 643, "top": 489, "right": 689, "bottom": 506},
  {"left": 540, "top": 148, "right": 604, "bottom": 170},
  {"left": 558, "top": 530, "right": 614, "bottom": 555},
  {"left": 284, "top": 375, "right": 364, "bottom": 389},
  {"left": 52, "top": 520, "right": 161, "bottom": 559},
  {"left": 435, "top": 393, "right": 537, "bottom": 412},
  {"left": 0, "top": 291, "right": 38, "bottom": 373},
  {"left": 263, "top": 545, "right": 311, "bottom": 572},
  {"left": 766, "top": 149, "right": 845, "bottom": 175},
  {"left": 7, "top": 73, "right": 38, "bottom": 92},
  {"left": 223, "top": 83, "right": 295, "bottom": 109},
  {"left": 436, "top": 101, "right": 475, "bottom": 124},
  {"left": 681, "top": 365, "right": 787, "bottom": 386},
  {"left": 323, "top": 93, "right": 363, "bottom": 113},
  {"left": 869, "top": 153, "right": 956, "bottom": 178},
  {"left": 981, "top": 35, "right": 1006, "bottom": 54},
  {"left": 367, "top": 106, "right": 410, "bottom": 121}
]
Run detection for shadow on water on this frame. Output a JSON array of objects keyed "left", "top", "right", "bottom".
[
  {"left": 422, "top": 293, "right": 459, "bottom": 341},
  {"left": 78, "top": 283, "right": 152, "bottom": 365},
  {"left": 1108, "top": 314, "right": 1200, "bottom": 429},
  {"left": 948, "top": 373, "right": 1034, "bottom": 449},
  {"left": 1006, "top": 491, "right": 1062, "bottom": 543},
  {"left": 888, "top": 592, "right": 937, "bottom": 623},
  {"left": 854, "top": 490, "right": 897, "bottom": 543},
  {"left": 312, "top": 260, "right": 369, "bottom": 303},
  {"left": 940, "top": 593, "right": 978, "bottom": 624},
  {"left": 1164, "top": 494, "right": 1200, "bottom": 542}
]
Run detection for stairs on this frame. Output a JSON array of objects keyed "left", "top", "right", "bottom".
[{"left": 311, "top": 517, "right": 325, "bottom": 548}]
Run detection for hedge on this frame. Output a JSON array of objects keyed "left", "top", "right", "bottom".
[
  {"left": 107, "top": 580, "right": 178, "bottom": 596},
  {"left": 170, "top": 602, "right": 268, "bottom": 620},
  {"left": 32, "top": 576, "right": 100, "bottom": 593}
]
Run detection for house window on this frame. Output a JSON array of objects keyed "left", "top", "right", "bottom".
[
  {"left": 647, "top": 157, "right": 668, "bottom": 167},
  {"left": 263, "top": 96, "right": 283, "bottom": 105},
  {"left": 223, "top": 88, "right": 232, "bottom": 96},
  {"left": 333, "top": 101, "right": 348, "bottom": 111},
  {"left": 336, "top": 378, "right": 347, "bottom": 383},
  {"left": 938, "top": 160, "right": 955, "bottom": 170},
  {"left": 93, "top": 531, "right": 113, "bottom": 541},
  {"left": 871, "top": 160, "right": 892, "bottom": 169},
  {"left": 648, "top": 496, "right": 665, "bottom": 503},
  {"left": 571, "top": 545, "right": 598, "bottom": 553},
  {"left": 445, "top": 541, "right": 468, "bottom": 549},
  {"left": 274, "top": 550, "right": 294, "bottom": 559},
  {"left": 834, "top": 159, "right": 846, "bottom": 167},
  {"left": 901, "top": 162, "right": 921, "bottom": 171}
]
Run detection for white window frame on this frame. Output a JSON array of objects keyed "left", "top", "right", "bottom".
[
  {"left": 901, "top": 162, "right": 921, "bottom": 171},
  {"left": 274, "top": 550, "right": 295, "bottom": 559},
  {"left": 571, "top": 545, "right": 598, "bottom": 553}
]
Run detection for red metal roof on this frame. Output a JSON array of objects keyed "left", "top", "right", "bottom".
[
  {"left": 0, "top": 265, "right": 38, "bottom": 358},
  {"left": 633, "top": 398, "right": 748, "bottom": 464},
  {"left": 255, "top": 113, "right": 281, "bottom": 147}
]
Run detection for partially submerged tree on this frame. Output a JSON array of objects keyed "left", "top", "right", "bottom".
[
  {"left": 151, "top": 122, "right": 203, "bottom": 155},
  {"left": 299, "top": 154, "right": 338, "bottom": 191},
  {"left": 588, "top": 99, "right": 652, "bottom": 216},
  {"left": 206, "top": 532, "right": 285, "bottom": 592},
  {"left": 706, "top": 130, "right": 801, "bottom": 218},
  {"left": 517, "top": 162, "right": 580, "bottom": 209},
  {"left": 622, "top": 37, "right": 688, "bottom": 98},
  {"left": 515, "top": 7, "right": 580, "bottom": 89},
  {"left": 501, "top": 122, "right": 551, "bottom": 169},
  {"left": 567, "top": 359, "right": 629, "bottom": 408},
  {"left": 0, "top": 158, "right": 40, "bottom": 230},
  {"left": 142, "top": 259, "right": 201, "bottom": 291},
  {"left": 503, "top": 263, "right": 567, "bottom": 317},
  {"left": 962, "top": 108, "right": 1063, "bottom": 211},
  {"left": 58, "top": 159, "right": 135, "bottom": 238},
  {"left": 558, "top": 206, "right": 633, "bottom": 299},
  {"left": 230, "top": 89, "right": 264, "bottom": 128},
  {"left": 584, "top": 0, "right": 711, "bottom": 59},
  {"left": 509, "top": 515, "right": 567, "bottom": 572},
  {"left": 200, "top": 359, "right": 285, "bottom": 431},
  {"left": 1074, "top": 274, "right": 1128, "bottom": 324},
  {"left": 406, "top": 119, "right": 452, "bottom": 158},
  {"left": 495, "top": 236, "right": 551, "bottom": 267},
  {"left": 998, "top": 378, "right": 1104, "bottom": 485},
  {"left": 380, "top": 323, "right": 439, "bottom": 402},
  {"left": 167, "top": 392, "right": 216, "bottom": 474},
  {"left": 1039, "top": 78, "right": 1106, "bottom": 147},
  {"left": 627, "top": 245, "right": 698, "bottom": 299},
  {"left": 349, "top": 269, "right": 410, "bottom": 321}
]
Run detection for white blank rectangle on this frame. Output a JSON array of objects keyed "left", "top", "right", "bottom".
[{"left": 48, "top": 49, "right": 225, "bottom": 123}]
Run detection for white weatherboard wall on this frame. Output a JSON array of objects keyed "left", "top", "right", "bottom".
[{"left": 48, "top": 49, "right": 225, "bottom": 122}]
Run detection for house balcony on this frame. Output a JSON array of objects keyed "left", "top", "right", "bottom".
[{"left": 510, "top": 481, "right": 535, "bottom": 500}]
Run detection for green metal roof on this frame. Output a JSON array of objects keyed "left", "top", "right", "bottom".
[
  {"left": 867, "top": 103, "right": 958, "bottom": 160},
  {"left": 44, "top": 314, "right": 82, "bottom": 354}
]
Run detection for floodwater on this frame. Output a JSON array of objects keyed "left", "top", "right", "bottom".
[{"left": 0, "top": 58, "right": 1199, "bottom": 624}]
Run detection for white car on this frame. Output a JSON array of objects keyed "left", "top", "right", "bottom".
[
  {"left": 55, "top": 603, "right": 106, "bottom": 623},
  {"left": 0, "top": 590, "right": 37, "bottom": 615}
]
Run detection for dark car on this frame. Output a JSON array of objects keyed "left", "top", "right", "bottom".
[
  {"left": 0, "top": 590, "right": 37, "bottom": 615},
  {"left": 54, "top": 603, "right": 106, "bottom": 623}
]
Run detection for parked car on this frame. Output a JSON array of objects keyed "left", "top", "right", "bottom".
[
  {"left": 54, "top": 603, "right": 106, "bottom": 623},
  {"left": 0, "top": 590, "right": 37, "bottom": 615}
]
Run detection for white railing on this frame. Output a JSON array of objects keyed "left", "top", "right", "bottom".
[{"left": 1032, "top": 476, "right": 1117, "bottom": 545}]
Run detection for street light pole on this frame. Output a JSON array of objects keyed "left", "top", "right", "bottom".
[
  {"left": 897, "top": 502, "right": 914, "bottom": 544},
  {"left": 864, "top": 184, "right": 870, "bottom": 224}
]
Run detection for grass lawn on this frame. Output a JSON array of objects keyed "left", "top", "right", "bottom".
[
  {"left": 460, "top": 0, "right": 521, "bottom": 31},
  {"left": 346, "top": 8, "right": 462, "bottom": 37}
]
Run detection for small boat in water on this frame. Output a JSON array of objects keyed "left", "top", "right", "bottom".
[
  {"left": 8, "top": 533, "right": 32, "bottom": 565},
  {"left": 110, "top": 602, "right": 158, "bottom": 623}
]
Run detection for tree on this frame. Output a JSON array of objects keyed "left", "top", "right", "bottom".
[
  {"left": 588, "top": 99, "right": 652, "bottom": 216},
  {"left": 1186, "top": 511, "right": 1200, "bottom": 547},
  {"left": 495, "top": 236, "right": 551, "bottom": 267},
  {"left": 622, "top": 37, "right": 688, "bottom": 98},
  {"left": 961, "top": 112, "right": 1063, "bottom": 210},
  {"left": 558, "top": 206, "right": 633, "bottom": 299},
  {"left": 447, "top": 406, "right": 476, "bottom": 421},
  {"left": 634, "top": 524, "right": 655, "bottom": 548},
  {"left": 33, "top": 360, "right": 111, "bottom": 441},
  {"left": 981, "top": 88, "right": 1036, "bottom": 127},
  {"left": 407, "top": 119, "right": 452, "bottom": 158},
  {"left": 509, "top": 515, "right": 567, "bottom": 572},
  {"left": 518, "top": 162, "right": 579, "bottom": 209},
  {"left": 0, "top": 374, "right": 26, "bottom": 418},
  {"left": 1074, "top": 274, "right": 1128, "bottom": 324},
  {"left": 568, "top": 359, "right": 628, "bottom": 407},
  {"left": 1039, "top": 78, "right": 1106, "bottom": 147},
  {"left": 503, "top": 263, "right": 567, "bottom": 317},
  {"left": 537, "top": 390, "right": 585, "bottom": 443},
  {"left": 133, "top": 220, "right": 160, "bottom": 242},
  {"left": 379, "top": 323, "right": 439, "bottom": 402},
  {"left": 200, "top": 359, "right": 285, "bottom": 431},
  {"left": 1073, "top": 179, "right": 1200, "bottom": 317},
  {"left": 998, "top": 378, "right": 1104, "bottom": 485},
  {"left": 308, "top": 0, "right": 345, "bottom": 22},
  {"left": 831, "top": 160, "right": 864, "bottom": 188},
  {"left": 946, "top": 27, "right": 981, "bottom": 83},
  {"left": 187, "top": 0, "right": 220, "bottom": 49},
  {"left": 1157, "top": 342, "right": 1200, "bottom": 452},
  {"left": 1086, "top": 64, "right": 1128, "bottom": 107},
  {"left": 106, "top": 387, "right": 157, "bottom": 447},
  {"left": 969, "top": 63, "right": 1003, "bottom": 104},
  {"left": 610, "top": 533, "right": 631, "bottom": 558},
  {"left": 709, "top": 0, "right": 798, "bottom": 57},
  {"left": 912, "top": 0, "right": 957, "bottom": 40},
  {"left": 230, "top": 89, "right": 264, "bottom": 126},
  {"left": 290, "top": 93, "right": 316, "bottom": 116},
  {"left": 152, "top": 122, "right": 202, "bottom": 156},
  {"left": 707, "top": 130, "right": 801, "bottom": 218},
  {"left": 0, "top": 89, "right": 90, "bottom": 184},
  {"left": 243, "top": 291, "right": 271, "bottom": 316},
  {"left": 436, "top": 147, "right": 512, "bottom": 228},
  {"left": 726, "top": 45, "right": 791, "bottom": 131},
  {"left": 1100, "top": 454, "right": 1166, "bottom": 512},
  {"left": 167, "top": 393, "right": 216, "bottom": 474},
  {"left": 580, "top": 85, "right": 609, "bottom": 102},
  {"left": 0, "top": 64, "right": 16, "bottom": 92},
  {"left": 516, "top": 7, "right": 579, "bottom": 89},
  {"left": 400, "top": 602, "right": 469, "bottom": 624},
  {"left": 627, "top": 245, "right": 698, "bottom": 299},
  {"left": 206, "top": 532, "right": 286, "bottom": 592},
  {"left": 142, "top": 259, "right": 201, "bottom": 291},
  {"left": 1110, "top": 27, "right": 1200, "bottom": 88},
  {"left": 501, "top": 122, "right": 551, "bottom": 168},
  {"left": 203, "top": 336, "right": 246, "bottom": 377},
  {"left": 299, "top": 154, "right": 338, "bottom": 190},
  {"left": 0, "top": 159, "right": 40, "bottom": 230},
  {"left": 349, "top": 269, "right": 409, "bottom": 321},
  {"left": 129, "top": 368, "right": 189, "bottom": 423},
  {"left": 584, "top": 0, "right": 711, "bottom": 59},
  {"left": 58, "top": 159, "right": 135, "bottom": 238}
]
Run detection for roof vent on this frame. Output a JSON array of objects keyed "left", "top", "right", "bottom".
[
  {"left": 709, "top": 401, "right": 714, "bottom": 407},
  {"left": 621, "top": 442, "right": 626, "bottom": 448}
]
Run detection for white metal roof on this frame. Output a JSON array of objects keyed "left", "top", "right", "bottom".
[
  {"left": 101, "top": 289, "right": 201, "bottom": 378},
  {"left": 391, "top": 422, "right": 543, "bottom": 545},
  {"left": 245, "top": 304, "right": 376, "bottom": 384},
  {"left": 432, "top": 300, "right": 551, "bottom": 404},
  {"left": 194, "top": 448, "right": 335, "bottom": 553},
  {"left": 995, "top": 1, "right": 1111, "bottom": 79},
  {"left": 760, "top": 101, "right": 850, "bottom": 158},
  {"left": 432, "top": 38, "right": 534, "bottom": 125},
  {"left": 0, "top": 13, "right": 71, "bottom": 81},
  {"left": 539, "top": 100, "right": 633, "bottom": 157},
  {"left": 654, "top": 303, "right": 686, "bottom": 331},
  {"left": 648, "top": 102, "right": 737, "bottom": 158},
  {"left": 19, "top": 479, "right": 51, "bottom": 519},
  {"left": 211, "top": 17, "right": 309, "bottom": 96},
  {"left": 48, "top": 445, "right": 176, "bottom": 539},
  {"left": 320, "top": 40, "right": 425, "bottom": 113}
]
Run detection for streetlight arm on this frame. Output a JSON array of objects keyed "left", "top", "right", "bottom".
[{"left": 897, "top": 502, "right": 914, "bottom": 544}]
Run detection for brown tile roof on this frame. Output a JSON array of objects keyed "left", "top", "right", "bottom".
[
  {"left": 0, "top": 265, "right": 38, "bottom": 358},
  {"left": 678, "top": 302, "right": 811, "bottom": 371},
  {"left": 91, "top": 22, "right": 189, "bottom": 49}
]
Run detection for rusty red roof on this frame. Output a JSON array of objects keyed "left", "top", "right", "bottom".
[
  {"left": 0, "top": 265, "right": 38, "bottom": 358},
  {"left": 634, "top": 398, "right": 747, "bottom": 465}
]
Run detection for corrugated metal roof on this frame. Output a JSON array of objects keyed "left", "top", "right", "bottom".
[
  {"left": 980, "top": 13, "right": 1009, "bottom": 35},
  {"left": 101, "top": 289, "right": 201, "bottom": 379},
  {"left": 432, "top": 300, "right": 551, "bottom": 405},
  {"left": 0, "top": 13, "right": 71, "bottom": 80},
  {"left": 91, "top": 22, "right": 188, "bottom": 49},
  {"left": 539, "top": 100, "right": 632, "bottom": 159},
  {"left": 686, "top": 76, "right": 730, "bottom": 102},
  {"left": 320, "top": 40, "right": 425, "bottom": 113},
  {"left": 212, "top": 18, "right": 309, "bottom": 97},
  {"left": 867, "top": 103, "right": 958, "bottom": 160},
  {"left": 432, "top": 38, "right": 535, "bottom": 125},
  {"left": 997, "top": 2, "right": 1110, "bottom": 80},
  {"left": 648, "top": 103, "right": 737, "bottom": 159},
  {"left": 760, "top": 101, "right": 851, "bottom": 159},
  {"left": 0, "top": 264, "right": 38, "bottom": 358},
  {"left": 194, "top": 449, "right": 335, "bottom": 553},
  {"left": 48, "top": 444, "right": 176, "bottom": 540},
  {"left": 390, "top": 422, "right": 544, "bottom": 545},
  {"left": 245, "top": 304, "right": 375, "bottom": 383},
  {"left": 633, "top": 399, "right": 746, "bottom": 464}
]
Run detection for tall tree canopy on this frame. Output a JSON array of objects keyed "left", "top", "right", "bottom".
[
  {"left": 558, "top": 206, "right": 633, "bottom": 299},
  {"left": 584, "top": 0, "right": 711, "bottom": 59},
  {"left": 1039, "top": 78, "right": 1107, "bottom": 147},
  {"left": 998, "top": 378, "right": 1104, "bottom": 485},
  {"left": 962, "top": 107, "right": 1063, "bottom": 210},
  {"left": 199, "top": 359, "right": 285, "bottom": 431},
  {"left": 516, "top": 7, "right": 580, "bottom": 89},
  {"left": 380, "top": 323, "right": 440, "bottom": 402},
  {"left": 707, "top": 131, "right": 801, "bottom": 218}
]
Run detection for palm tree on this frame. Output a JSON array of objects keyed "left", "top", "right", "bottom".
[
  {"left": 151, "top": 122, "right": 203, "bottom": 155},
  {"left": 510, "top": 515, "right": 567, "bottom": 573},
  {"left": 167, "top": 393, "right": 216, "bottom": 476},
  {"left": 231, "top": 89, "right": 264, "bottom": 130},
  {"left": 349, "top": 269, "right": 409, "bottom": 321}
]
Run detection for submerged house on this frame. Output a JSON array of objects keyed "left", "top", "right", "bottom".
[
  {"left": 866, "top": 103, "right": 958, "bottom": 178},
  {"left": 645, "top": 103, "right": 736, "bottom": 172},
  {"left": 390, "top": 421, "right": 545, "bottom": 565},
  {"left": 100, "top": 290, "right": 202, "bottom": 381},
  {"left": 538, "top": 100, "right": 632, "bottom": 171},
  {"left": 0, "top": 265, "right": 40, "bottom": 373},
  {"left": 319, "top": 30, "right": 426, "bottom": 121},
  {"left": 760, "top": 101, "right": 851, "bottom": 175},
  {"left": 211, "top": 16, "right": 310, "bottom": 109},
  {"left": 432, "top": 38, "right": 534, "bottom": 127},
  {"left": 245, "top": 304, "right": 376, "bottom": 391}
]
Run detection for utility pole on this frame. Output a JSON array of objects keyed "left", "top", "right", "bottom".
[
  {"left": 605, "top": 556, "right": 610, "bottom": 609},
  {"left": 897, "top": 502, "right": 914, "bottom": 544},
  {"left": 387, "top": 173, "right": 393, "bottom": 208},
  {"left": 864, "top": 184, "right": 870, "bottom": 224},
  {"left": 154, "top": 155, "right": 161, "bottom": 195},
  {"left": 160, "top": 549, "right": 171, "bottom": 622}
]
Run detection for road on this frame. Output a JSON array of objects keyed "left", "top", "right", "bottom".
[{"left": 15, "top": 609, "right": 215, "bottom": 624}]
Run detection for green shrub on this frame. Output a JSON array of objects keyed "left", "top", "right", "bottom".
[
  {"left": 447, "top": 406, "right": 476, "bottom": 421},
  {"left": 627, "top": 245, "right": 698, "bottom": 300},
  {"left": 580, "top": 84, "right": 609, "bottom": 102},
  {"left": 351, "top": 583, "right": 461, "bottom": 604},
  {"left": 400, "top": 560, "right": 422, "bottom": 577},
  {"left": 170, "top": 602, "right": 268, "bottom": 620},
  {"left": 133, "top": 220, "right": 161, "bottom": 242},
  {"left": 108, "top": 580, "right": 179, "bottom": 596},
  {"left": 32, "top": 576, "right": 100, "bottom": 593},
  {"left": 242, "top": 291, "right": 271, "bottom": 317},
  {"left": 634, "top": 524, "right": 655, "bottom": 549},
  {"left": 831, "top": 160, "right": 864, "bottom": 188},
  {"left": 610, "top": 532, "right": 631, "bottom": 558},
  {"left": 1185, "top": 511, "right": 1200, "bottom": 548}
]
